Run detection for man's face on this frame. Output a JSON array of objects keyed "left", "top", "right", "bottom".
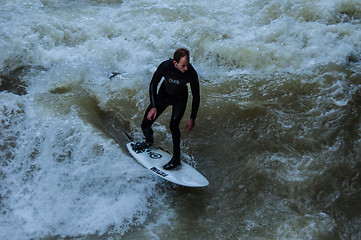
[{"left": 174, "top": 56, "right": 189, "bottom": 73}]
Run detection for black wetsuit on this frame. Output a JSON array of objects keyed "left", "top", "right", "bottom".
[{"left": 141, "top": 59, "right": 200, "bottom": 158}]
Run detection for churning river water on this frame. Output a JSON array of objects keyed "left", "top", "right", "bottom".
[{"left": 1, "top": 0, "right": 361, "bottom": 239}]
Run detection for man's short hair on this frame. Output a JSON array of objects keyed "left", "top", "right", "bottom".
[{"left": 174, "top": 48, "right": 190, "bottom": 63}]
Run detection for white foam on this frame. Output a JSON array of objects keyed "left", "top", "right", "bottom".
[{"left": 0, "top": 93, "right": 158, "bottom": 239}]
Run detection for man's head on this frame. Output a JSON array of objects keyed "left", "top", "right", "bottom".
[{"left": 173, "top": 48, "right": 190, "bottom": 73}]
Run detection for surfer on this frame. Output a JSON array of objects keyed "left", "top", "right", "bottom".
[{"left": 137, "top": 48, "right": 200, "bottom": 170}]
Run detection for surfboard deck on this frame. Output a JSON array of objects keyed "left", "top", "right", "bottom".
[{"left": 126, "top": 142, "right": 209, "bottom": 187}]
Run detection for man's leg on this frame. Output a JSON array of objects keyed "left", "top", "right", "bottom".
[
  {"left": 164, "top": 95, "right": 187, "bottom": 170},
  {"left": 141, "top": 95, "right": 168, "bottom": 145},
  {"left": 141, "top": 105, "right": 156, "bottom": 145},
  {"left": 170, "top": 117, "right": 182, "bottom": 159}
]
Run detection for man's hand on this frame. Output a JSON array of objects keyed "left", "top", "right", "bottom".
[
  {"left": 186, "top": 118, "right": 195, "bottom": 132},
  {"left": 147, "top": 108, "right": 157, "bottom": 120}
]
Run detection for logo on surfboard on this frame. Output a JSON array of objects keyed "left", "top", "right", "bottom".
[
  {"left": 150, "top": 167, "right": 168, "bottom": 177},
  {"left": 131, "top": 143, "right": 162, "bottom": 159},
  {"left": 146, "top": 150, "right": 162, "bottom": 159}
]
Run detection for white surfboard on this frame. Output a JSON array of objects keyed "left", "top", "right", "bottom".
[{"left": 126, "top": 142, "right": 209, "bottom": 187}]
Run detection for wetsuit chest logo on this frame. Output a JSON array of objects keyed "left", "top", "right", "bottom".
[{"left": 168, "top": 78, "right": 180, "bottom": 85}]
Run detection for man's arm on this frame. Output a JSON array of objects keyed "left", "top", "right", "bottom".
[
  {"left": 189, "top": 72, "right": 200, "bottom": 121},
  {"left": 149, "top": 61, "right": 167, "bottom": 108},
  {"left": 188, "top": 69, "right": 200, "bottom": 132}
]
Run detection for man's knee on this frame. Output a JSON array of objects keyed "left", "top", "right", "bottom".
[
  {"left": 141, "top": 119, "right": 147, "bottom": 129},
  {"left": 170, "top": 118, "right": 181, "bottom": 134},
  {"left": 141, "top": 117, "right": 153, "bottom": 129}
]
